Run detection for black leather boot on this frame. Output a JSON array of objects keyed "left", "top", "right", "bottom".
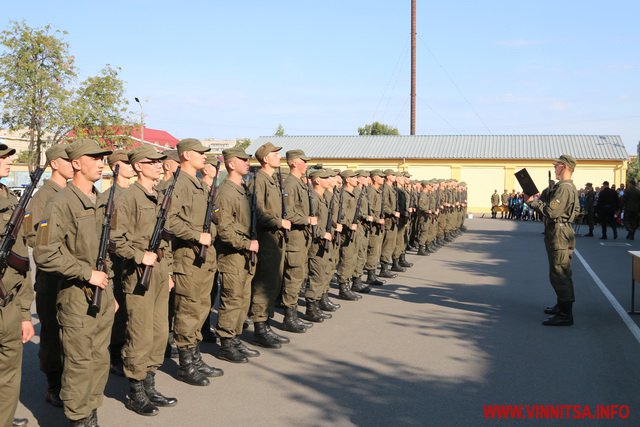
[
  {"left": 231, "top": 337, "right": 260, "bottom": 358},
  {"left": 542, "top": 302, "right": 573, "bottom": 326},
  {"left": 319, "top": 292, "right": 340, "bottom": 311},
  {"left": 391, "top": 258, "right": 406, "bottom": 272},
  {"left": 216, "top": 337, "right": 249, "bottom": 363},
  {"left": 165, "top": 332, "right": 178, "bottom": 359},
  {"left": 193, "top": 345, "right": 224, "bottom": 377},
  {"left": 399, "top": 253, "right": 413, "bottom": 267},
  {"left": 143, "top": 372, "right": 177, "bottom": 407},
  {"left": 176, "top": 348, "right": 210, "bottom": 386},
  {"left": 125, "top": 379, "right": 159, "bottom": 416},
  {"left": 417, "top": 245, "right": 428, "bottom": 256},
  {"left": 338, "top": 282, "right": 359, "bottom": 301},
  {"left": 283, "top": 307, "right": 307, "bottom": 333},
  {"left": 12, "top": 419, "right": 29, "bottom": 427},
  {"left": 45, "top": 371, "right": 63, "bottom": 408},
  {"left": 379, "top": 262, "right": 397, "bottom": 278},
  {"left": 252, "top": 321, "right": 282, "bottom": 348},
  {"left": 351, "top": 277, "right": 371, "bottom": 294},
  {"left": 69, "top": 416, "right": 92, "bottom": 427},
  {"left": 265, "top": 319, "right": 290, "bottom": 343},
  {"left": 365, "top": 269, "right": 385, "bottom": 286},
  {"left": 304, "top": 299, "right": 325, "bottom": 322},
  {"left": 543, "top": 304, "right": 560, "bottom": 315}
]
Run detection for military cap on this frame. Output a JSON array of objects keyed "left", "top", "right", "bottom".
[
  {"left": 327, "top": 169, "right": 338, "bottom": 177},
  {"left": 554, "top": 154, "right": 576, "bottom": 170},
  {"left": 107, "top": 149, "right": 129, "bottom": 165},
  {"left": 309, "top": 168, "right": 331, "bottom": 180},
  {"left": 383, "top": 169, "right": 397, "bottom": 176},
  {"left": 402, "top": 171, "right": 412, "bottom": 178},
  {"left": 369, "top": 169, "right": 384, "bottom": 178},
  {"left": 585, "top": 182, "right": 593, "bottom": 187},
  {"left": 354, "top": 169, "right": 367, "bottom": 177},
  {"left": 340, "top": 169, "right": 357, "bottom": 179},
  {"left": 65, "top": 138, "right": 112, "bottom": 160},
  {"left": 128, "top": 145, "right": 166, "bottom": 165},
  {"left": 45, "top": 144, "right": 69, "bottom": 164},
  {"left": 163, "top": 150, "right": 180, "bottom": 162},
  {"left": 177, "top": 138, "right": 210, "bottom": 156},
  {"left": 420, "top": 180, "right": 429, "bottom": 186},
  {"left": 312, "top": 163, "right": 324, "bottom": 169},
  {"left": 0, "top": 143, "right": 16, "bottom": 157},
  {"left": 255, "top": 142, "right": 282, "bottom": 162},
  {"left": 205, "top": 153, "right": 221, "bottom": 165},
  {"left": 222, "top": 147, "right": 251, "bottom": 161},
  {"left": 286, "top": 149, "right": 310, "bottom": 163},
  {"left": 459, "top": 182, "right": 467, "bottom": 186}
]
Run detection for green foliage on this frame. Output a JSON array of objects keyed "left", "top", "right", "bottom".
[
  {"left": 15, "top": 150, "right": 33, "bottom": 164},
  {"left": 235, "top": 138, "right": 251, "bottom": 150},
  {"left": 357, "top": 121, "right": 400, "bottom": 136},
  {"left": 627, "top": 156, "right": 640, "bottom": 184},
  {"left": 274, "top": 124, "right": 285, "bottom": 136}
]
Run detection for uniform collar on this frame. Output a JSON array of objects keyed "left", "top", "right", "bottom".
[
  {"left": 133, "top": 181, "right": 159, "bottom": 202},
  {"left": 68, "top": 183, "right": 103, "bottom": 209}
]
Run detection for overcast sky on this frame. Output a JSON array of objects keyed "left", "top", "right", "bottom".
[{"left": 2, "top": 1, "right": 639, "bottom": 153}]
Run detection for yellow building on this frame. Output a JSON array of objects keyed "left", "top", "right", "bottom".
[{"left": 247, "top": 135, "right": 629, "bottom": 213}]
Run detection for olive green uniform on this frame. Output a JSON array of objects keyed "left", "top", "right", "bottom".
[
  {"left": 215, "top": 179, "right": 255, "bottom": 338},
  {"left": 417, "top": 189, "right": 430, "bottom": 246},
  {"left": 0, "top": 184, "right": 33, "bottom": 427},
  {"left": 380, "top": 183, "right": 398, "bottom": 264},
  {"left": 33, "top": 183, "right": 115, "bottom": 422},
  {"left": 365, "top": 186, "right": 384, "bottom": 271},
  {"left": 111, "top": 182, "right": 172, "bottom": 380},
  {"left": 282, "top": 174, "right": 310, "bottom": 308},
  {"left": 307, "top": 190, "right": 330, "bottom": 300},
  {"left": 353, "top": 186, "right": 370, "bottom": 278},
  {"left": 393, "top": 186, "right": 409, "bottom": 259},
  {"left": 436, "top": 188, "right": 446, "bottom": 240},
  {"left": 336, "top": 188, "right": 357, "bottom": 284},
  {"left": 167, "top": 173, "right": 216, "bottom": 349},
  {"left": 324, "top": 189, "right": 340, "bottom": 291},
  {"left": 250, "top": 170, "right": 286, "bottom": 323}
]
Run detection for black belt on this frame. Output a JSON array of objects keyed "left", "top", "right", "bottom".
[{"left": 0, "top": 285, "right": 20, "bottom": 308}]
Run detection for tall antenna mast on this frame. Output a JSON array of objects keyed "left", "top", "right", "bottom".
[{"left": 410, "top": 0, "right": 417, "bottom": 135}]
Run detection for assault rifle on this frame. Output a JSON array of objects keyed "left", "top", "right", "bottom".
[
  {"left": 249, "top": 174, "right": 257, "bottom": 265},
  {"left": 91, "top": 164, "right": 119, "bottom": 311},
  {"left": 333, "top": 184, "right": 345, "bottom": 241},
  {"left": 0, "top": 167, "right": 44, "bottom": 304},
  {"left": 349, "top": 186, "right": 365, "bottom": 239},
  {"left": 323, "top": 189, "right": 336, "bottom": 252},
  {"left": 305, "top": 171, "right": 316, "bottom": 239},
  {"left": 197, "top": 160, "right": 221, "bottom": 264},
  {"left": 278, "top": 167, "right": 289, "bottom": 241},
  {"left": 139, "top": 166, "right": 181, "bottom": 289}
]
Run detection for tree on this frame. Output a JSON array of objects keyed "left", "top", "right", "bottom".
[
  {"left": 627, "top": 156, "right": 639, "bottom": 184},
  {"left": 235, "top": 138, "right": 251, "bottom": 150},
  {"left": 357, "top": 121, "right": 399, "bottom": 136},
  {"left": 274, "top": 124, "right": 285, "bottom": 136},
  {"left": 0, "top": 21, "right": 76, "bottom": 169}
]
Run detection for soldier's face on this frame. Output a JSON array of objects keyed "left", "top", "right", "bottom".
[
  {"left": 77, "top": 155, "right": 104, "bottom": 182},
  {"left": 0, "top": 155, "right": 11, "bottom": 178},
  {"left": 115, "top": 160, "right": 135, "bottom": 179},
  {"left": 232, "top": 157, "right": 250, "bottom": 176},
  {"left": 266, "top": 151, "right": 281, "bottom": 168},
  {"left": 52, "top": 157, "right": 74, "bottom": 180},
  {"left": 136, "top": 158, "right": 163, "bottom": 180},
  {"left": 163, "top": 159, "right": 179, "bottom": 174},
  {"left": 185, "top": 150, "right": 207, "bottom": 171}
]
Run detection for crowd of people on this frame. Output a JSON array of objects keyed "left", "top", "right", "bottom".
[{"left": 0, "top": 138, "right": 468, "bottom": 427}]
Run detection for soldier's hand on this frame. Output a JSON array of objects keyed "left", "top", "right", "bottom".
[
  {"left": 350, "top": 223, "right": 358, "bottom": 231},
  {"left": 114, "top": 299, "right": 119, "bottom": 313},
  {"left": 199, "top": 232, "right": 212, "bottom": 246},
  {"left": 367, "top": 215, "right": 373, "bottom": 222},
  {"left": 308, "top": 216, "right": 318, "bottom": 226},
  {"left": 141, "top": 251, "right": 158, "bottom": 266},
  {"left": 336, "top": 223, "right": 343, "bottom": 233},
  {"left": 378, "top": 218, "right": 385, "bottom": 225},
  {"left": 21, "top": 320, "right": 35, "bottom": 344},
  {"left": 324, "top": 232, "right": 332, "bottom": 241},
  {"left": 249, "top": 240, "right": 259, "bottom": 253},
  {"left": 168, "top": 275, "right": 175, "bottom": 291},
  {"left": 89, "top": 270, "right": 108, "bottom": 289},
  {"left": 394, "top": 211, "right": 400, "bottom": 218},
  {"left": 281, "top": 219, "right": 292, "bottom": 230}
]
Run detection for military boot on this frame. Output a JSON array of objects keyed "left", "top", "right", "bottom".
[
  {"left": 391, "top": 258, "right": 406, "bottom": 272},
  {"left": 351, "top": 276, "right": 371, "bottom": 294},
  {"left": 45, "top": 371, "right": 63, "bottom": 408},
  {"left": 417, "top": 245, "right": 429, "bottom": 256},
  {"left": 304, "top": 299, "right": 325, "bottom": 322},
  {"left": 338, "top": 282, "right": 359, "bottom": 301},
  {"left": 164, "top": 332, "right": 178, "bottom": 359},
  {"left": 125, "top": 379, "right": 159, "bottom": 416},
  {"left": 252, "top": 321, "right": 282, "bottom": 348},
  {"left": 265, "top": 319, "right": 290, "bottom": 343},
  {"left": 176, "top": 348, "right": 210, "bottom": 386},
  {"left": 379, "top": 262, "right": 398, "bottom": 278},
  {"left": 69, "top": 416, "right": 93, "bottom": 427},
  {"left": 542, "top": 302, "right": 573, "bottom": 326},
  {"left": 399, "top": 253, "right": 413, "bottom": 268},
  {"left": 12, "top": 419, "right": 29, "bottom": 427},
  {"left": 319, "top": 292, "right": 341, "bottom": 311},
  {"left": 283, "top": 307, "right": 307, "bottom": 333},
  {"left": 231, "top": 337, "right": 260, "bottom": 358},
  {"left": 193, "top": 345, "right": 224, "bottom": 377},
  {"left": 143, "top": 371, "right": 177, "bottom": 407},
  {"left": 365, "top": 269, "right": 385, "bottom": 286},
  {"left": 216, "top": 337, "right": 249, "bottom": 363}
]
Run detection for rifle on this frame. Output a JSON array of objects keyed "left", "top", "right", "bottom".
[
  {"left": 0, "top": 167, "right": 44, "bottom": 304},
  {"left": 139, "top": 166, "right": 181, "bottom": 290},
  {"left": 278, "top": 167, "right": 289, "bottom": 241},
  {"left": 377, "top": 183, "right": 385, "bottom": 235},
  {"left": 91, "top": 164, "right": 119, "bottom": 311},
  {"left": 390, "top": 182, "right": 398, "bottom": 230},
  {"left": 333, "top": 184, "right": 345, "bottom": 241},
  {"left": 249, "top": 174, "right": 257, "bottom": 265},
  {"left": 364, "top": 185, "right": 372, "bottom": 237},
  {"left": 323, "top": 189, "right": 335, "bottom": 252},
  {"left": 305, "top": 171, "right": 316, "bottom": 239},
  {"left": 349, "top": 186, "right": 365, "bottom": 239},
  {"left": 197, "top": 160, "right": 221, "bottom": 264}
]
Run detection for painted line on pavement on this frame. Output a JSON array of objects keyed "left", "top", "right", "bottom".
[{"left": 575, "top": 249, "right": 640, "bottom": 345}]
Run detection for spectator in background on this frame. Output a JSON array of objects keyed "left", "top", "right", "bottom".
[
  {"left": 583, "top": 183, "right": 595, "bottom": 237},
  {"left": 623, "top": 179, "right": 640, "bottom": 240},
  {"left": 491, "top": 190, "right": 500, "bottom": 218},
  {"left": 501, "top": 189, "right": 509, "bottom": 219},
  {"left": 598, "top": 181, "right": 619, "bottom": 239}
]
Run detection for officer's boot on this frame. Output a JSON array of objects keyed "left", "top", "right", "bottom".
[
  {"left": 192, "top": 345, "right": 224, "bottom": 377},
  {"left": 351, "top": 276, "right": 371, "bottom": 294},
  {"left": 299, "top": 278, "right": 308, "bottom": 297},
  {"left": 319, "top": 292, "right": 341, "bottom": 311},
  {"left": 399, "top": 253, "right": 413, "bottom": 268},
  {"left": 45, "top": 371, "right": 63, "bottom": 408},
  {"left": 379, "top": 262, "right": 398, "bottom": 278},
  {"left": 338, "top": 282, "right": 359, "bottom": 301},
  {"left": 164, "top": 332, "right": 178, "bottom": 359},
  {"left": 542, "top": 302, "right": 573, "bottom": 326},
  {"left": 417, "top": 245, "right": 429, "bottom": 256},
  {"left": 265, "top": 318, "right": 290, "bottom": 343},
  {"left": 231, "top": 337, "right": 260, "bottom": 358},
  {"left": 283, "top": 307, "right": 307, "bottom": 333},
  {"left": 125, "top": 378, "right": 159, "bottom": 416},
  {"left": 176, "top": 348, "right": 210, "bottom": 386},
  {"left": 304, "top": 299, "right": 325, "bottom": 322},
  {"left": 252, "top": 321, "right": 282, "bottom": 348},
  {"left": 109, "top": 344, "right": 125, "bottom": 377},
  {"left": 391, "top": 258, "right": 406, "bottom": 272},
  {"left": 216, "top": 337, "right": 249, "bottom": 363},
  {"left": 143, "top": 371, "right": 177, "bottom": 407}
]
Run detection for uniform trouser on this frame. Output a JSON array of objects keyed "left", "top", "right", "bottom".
[
  {"left": 417, "top": 218, "right": 428, "bottom": 246},
  {"left": 57, "top": 285, "right": 115, "bottom": 421},
  {"left": 307, "top": 243, "right": 331, "bottom": 300},
  {"left": 217, "top": 269, "right": 254, "bottom": 338},
  {"left": 354, "top": 225, "right": 369, "bottom": 276},
  {"left": 586, "top": 209, "right": 595, "bottom": 233},
  {"left": 547, "top": 248, "right": 575, "bottom": 303},
  {"left": 393, "top": 221, "right": 408, "bottom": 258},
  {"left": 599, "top": 207, "right": 617, "bottom": 237},
  {"left": 381, "top": 222, "right": 398, "bottom": 264},
  {"left": 282, "top": 250, "right": 308, "bottom": 308},
  {"left": 446, "top": 212, "right": 455, "bottom": 232},
  {"left": 323, "top": 241, "right": 339, "bottom": 293},
  {"left": 122, "top": 276, "right": 169, "bottom": 381},
  {"left": 35, "top": 287, "right": 62, "bottom": 384},
  {"left": 110, "top": 259, "right": 127, "bottom": 351},
  {"left": 173, "top": 269, "right": 214, "bottom": 349},
  {"left": 337, "top": 232, "right": 358, "bottom": 283},
  {"left": 0, "top": 300, "right": 22, "bottom": 427},
  {"left": 250, "top": 230, "right": 285, "bottom": 323},
  {"left": 625, "top": 211, "right": 639, "bottom": 235},
  {"left": 365, "top": 227, "right": 383, "bottom": 271},
  {"left": 437, "top": 215, "right": 446, "bottom": 239}
]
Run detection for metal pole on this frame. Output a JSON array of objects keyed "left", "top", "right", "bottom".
[
  {"left": 410, "top": 0, "right": 416, "bottom": 135},
  {"left": 134, "top": 97, "right": 145, "bottom": 143}
]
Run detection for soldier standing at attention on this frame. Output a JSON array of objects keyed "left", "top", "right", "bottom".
[
  {"left": 364, "top": 170, "right": 386, "bottom": 286},
  {"left": 249, "top": 142, "right": 291, "bottom": 348},
  {"left": 214, "top": 147, "right": 260, "bottom": 363},
  {"left": 394, "top": 173, "right": 413, "bottom": 269},
  {"left": 351, "top": 170, "right": 372, "bottom": 294},
  {"left": 335, "top": 170, "right": 361, "bottom": 301},
  {"left": 33, "top": 138, "right": 114, "bottom": 427},
  {"left": 623, "top": 179, "right": 640, "bottom": 240},
  {"left": 282, "top": 150, "right": 317, "bottom": 333},
  {"left": 26, "top": 145, "right": 73, "bottom": 409},
  {"left": 318, "top": 170, "right": 342, "bottom": 311},
  {"left": 110, "top": 146, "right": 178, "bottom": 416},
  {"left": 380, "top": 170, "right": 400, "bottom": 278},
  {"left": 167, "top": 138, "right": 221, "bottom": 387},
  {"left": 526, "top": 154, "right": 580, "bottom": 327},
  {"left": 0, "top": 143, "right": 35, "bottom": 427}
]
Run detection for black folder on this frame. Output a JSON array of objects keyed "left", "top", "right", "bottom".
[{"left": 514, "top": 168, "right": 539, "bottom": 196}]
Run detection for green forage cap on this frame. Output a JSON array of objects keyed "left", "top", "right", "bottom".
[
  {"left": 383, "top": 169, "right": 397, "bottom": 176},
  {"left": 340, "top": 169, "right": 357, "bottom": 179},
  {"left": 45, "top": 144, "right": 69, "bottom": 164},
  {"left": 255, "top": 142, "right": 282, "bottom": 162},
  {"left": 369, "top": 169, "right": 384, "bottom": 178},
  {"left": 128, "top": 145, "right": 166, "bottom": 164},
  {"left": 65, "top": 138, "right": 112, "bottom": 160},
  {"left": 309, "top": 168, "right": 331, "bottom": 180},
  {"left": 177, "top": 138, "right": 210, "bottom": 156},
  {"left": 286, "top": 149, "right": 310, "bottom": 162},
  {"left": 163, "top": 150, "right": 180, "bottom": 162},
  {"left": 107, "top": 149, "right": 129, "bottom": 165},
  {"left": 555, "top": 154, "right": 576, "bottom": 170},
  {"left": 222, "top": 147, "right": 251, "bottom": 161}
]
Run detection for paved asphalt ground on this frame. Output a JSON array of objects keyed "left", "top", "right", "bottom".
[{"left": 14, "top": 218, "right": 640, "bottom": 426}]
